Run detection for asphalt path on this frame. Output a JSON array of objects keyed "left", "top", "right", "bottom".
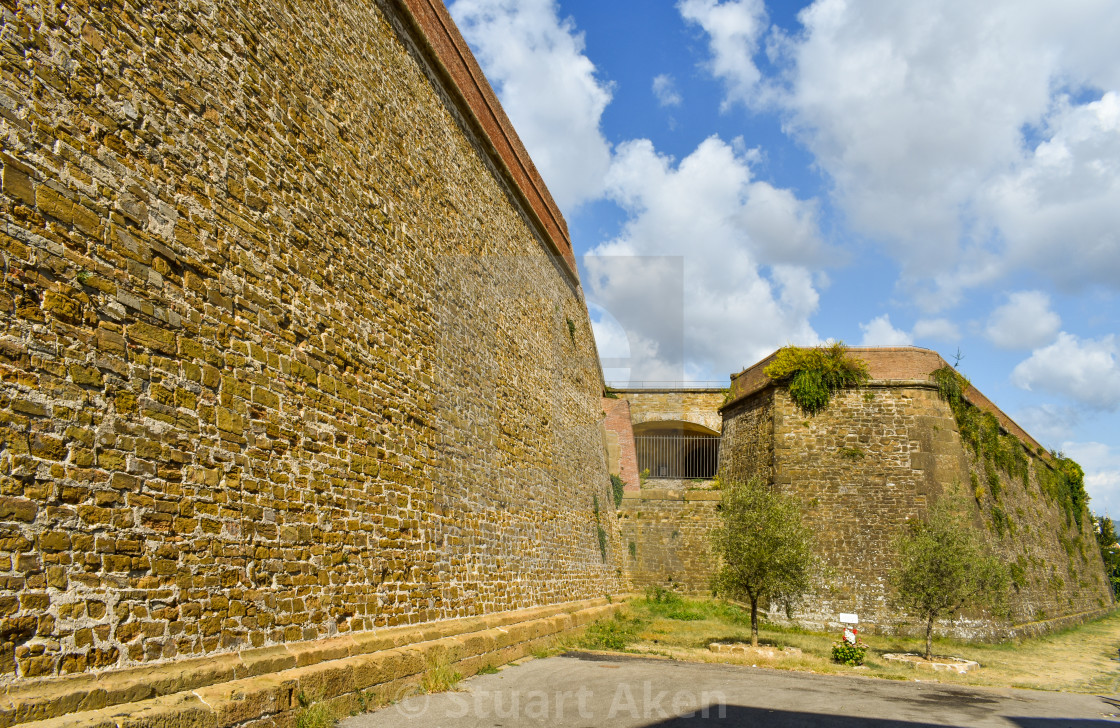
[{"left": 341, "top": 652, "right": 1120, "bottom": 727}]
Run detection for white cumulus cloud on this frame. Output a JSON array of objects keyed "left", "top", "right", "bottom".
[
  {"left": 912, "top": 318, "right": 961, "bottom": 343},
  {"left": 755, "top": 0, "right": 1120, "bottom": 303},
  {"left": 1014, "top": 404, "right": 1082, "bottom": 447},
  {"left": 981, "top": 92, "right": 1120, "bottom": 289},
  {"left": 859, "top": 314, "right": 912, "bottom": 346},
  {"left": 449, "top": 0, "right": 613, "bottom": 214},
  {"left": 1011, "top": 333, "right": 1120, "bottom": 410},
  {"left": 985, "top": 291, "right": 1062, "bottom": 350},
  {"left": 585, "top": 136, "right": 824, "bottom": 379},
  {"left": 652, "top": 74, "right": 683, "bottom": 107},
  {"left": 679, "top": 0, "right": 769, "bottom": 108}
]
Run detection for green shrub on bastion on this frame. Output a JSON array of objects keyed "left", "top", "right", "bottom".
[{"left": 764, "top": 343, "right": 869, "bottom": 415}]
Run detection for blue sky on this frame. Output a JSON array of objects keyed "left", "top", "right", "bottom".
[{"left": 447, "top": 0, "right": 1120, "bottom": 516}]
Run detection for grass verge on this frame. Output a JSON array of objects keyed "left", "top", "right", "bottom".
[{"left": 600, "top": 593, "right": 1120, "bottom": 692}]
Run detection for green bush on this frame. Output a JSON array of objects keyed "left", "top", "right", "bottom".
[
  {"left": 420, "top": 652, "right": 463, "bottom": 693},
  {"left": 986, "top": 466, "right": 1002, "bottom": 500},
  {"left": 1094, "top": 514, "right": 1120, "bottom": 598},
  {"left": 579, "top": 614, "right": 644, "bottom": 651},
  {"left": 831, "top": 640, "right": 867, "bottom": 666},
  {"left": 645, "top": 585, "right": 681, "bottom": 604},
  {"left": 764, "top": 343, "right": 869, "bottom": 415},
  {"left": 1040, "top": 454, "right": 1089, "bottom": 528},
  {"left": 642, "top": 586, "right": 706, "bottom": 620},
  {"left": 991, "top": 505, "right": 1011, "bottom": 539},
  {"left": 593, "top": 495, "right": 607, "bottom": 561}
]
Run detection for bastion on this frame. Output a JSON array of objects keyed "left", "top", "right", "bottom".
[
  {"left": 718, "top": 347, "right": 1113, "bottom": 636},
  {"left": 611, "top": 348, "right": 1112, "bottom": 637},
  {"left": 0, "top": 0, "right": 626, "bottom": 721}
]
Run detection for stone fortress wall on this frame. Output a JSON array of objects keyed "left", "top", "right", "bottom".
[
  {"left": 617, "top": 488, "right": 721, "bottom": 594},
  {"left": 615, "top": 348, "right": 1112, "bottom": 637},
  {"left": 0, "top": 0, "right": 625, "bottom": 684},
  {"left": 620, "top": 389, "right": 726, "bottom": 434},
  {"left": 0, "top": 0, "right": 1110, "bottom": 715},
  {"left": 610, "top": 389, "right": 725, "bottom": 591},
  {"left": 718, "top": 347, "right": 1113, "bottom": 636},
  {"left": 602, "top": 396, "right": 639, "bottom": 492}
]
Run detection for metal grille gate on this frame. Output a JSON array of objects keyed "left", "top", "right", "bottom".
[{"left": 635, "top": 435, "right": 719, "bottom": 479}]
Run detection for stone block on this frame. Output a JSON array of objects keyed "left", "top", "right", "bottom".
[
  {"left": 0, "top": 496, "right": 38, "bottom": 522},
  {"left": 193, "top": 674, "right": 291, "bottom": 727},
  {"left": 285, "top": 635, "right": 355, "bottom": 667},
  {"left": 36, "top": 184, "right": 75, "bottom": 225},
  {"left": 238, "top": 645, "right": 297, "bottom": 677},
  {"left": 128, "top": 322, "right": 177, "bottom": 355},
  {"left": 2, "top": 162, "right": 35, "bottom": 205}
]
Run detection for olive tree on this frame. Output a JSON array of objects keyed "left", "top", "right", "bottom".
[
  {"left": 890, "top": 497, "right": 1010, "bottom": 660},
  {"left": 711, "top": 478, "right": 817, "bottom": 647}
]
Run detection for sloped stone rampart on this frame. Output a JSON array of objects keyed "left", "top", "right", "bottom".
[
  {"left": 719, "top": 377, "right": 1113, "bottom": 637},
  {"left": 0, "top": 0, "right": 623, "bottom": 681}
]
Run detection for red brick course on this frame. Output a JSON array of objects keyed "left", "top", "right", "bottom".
[{"left": 603, "top": 398, "right": 641, "bottom": 491}]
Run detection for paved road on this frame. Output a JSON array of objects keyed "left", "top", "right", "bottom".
[{"left": 341, "top": 652, "right": 1120, "bottom": 727}]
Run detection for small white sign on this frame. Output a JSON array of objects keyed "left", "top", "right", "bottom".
[{"left": 839, "top": 613, "right": 859, "bottom": 624}]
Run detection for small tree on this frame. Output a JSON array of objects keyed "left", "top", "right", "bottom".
[
  {"left": 1093, "top": 513, "right": 1120, "bottom": 598},
  {"left": 710, "top": 478, "right": 816, "bottom": 647},
  {"left": 890, "top": 497, "right": 1009, "bottom": 660}
]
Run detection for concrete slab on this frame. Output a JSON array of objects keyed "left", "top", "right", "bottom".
[{"left": 883, "top": 653, "right": 981, "bottom": 674}]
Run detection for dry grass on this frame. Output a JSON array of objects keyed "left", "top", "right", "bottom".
[
  {"left": 295, "top": 704, "right": 336, "bottom": 728},
  {"left": 620, "top": 596, "right": 1120, "bottom": 693},
  {"left": 419, "top": 650, "right": 463, "bottom": 694}
]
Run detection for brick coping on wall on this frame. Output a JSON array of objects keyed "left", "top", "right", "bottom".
[
  {"left": 722, "top": 346, "right": 1047, "bottom": 456},
  {"left": 392, "top": 0, "right": 578, "bottom": 284},
  {"left": 1, "top": 597, "right": 629, "bottom": 727}
]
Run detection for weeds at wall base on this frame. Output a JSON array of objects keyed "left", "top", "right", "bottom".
[
  {"left": 295, "top": 703, "right": 337, "bottom": 728},
  {"left": 420, "top": 652, "right": 463, "bottom": 694}
]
